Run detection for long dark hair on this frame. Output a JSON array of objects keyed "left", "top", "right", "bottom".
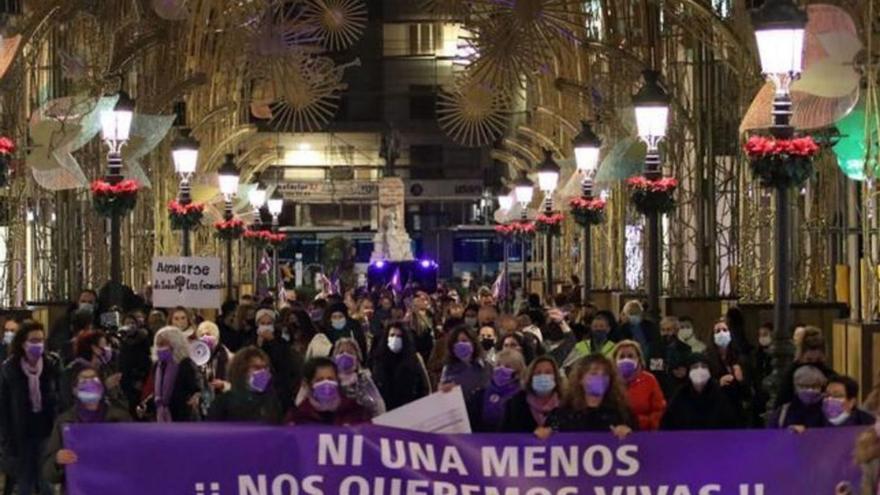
[
  {"left": 444, "top": 325, "right": 482, "bottom": 365},
  {"left": 565, "top": 354, "right": 630, "bottom": 422},
  {"left": 373, "top": 323, "right": 416, "bottom": 362},
  {"left": 227, "top": 346, "right": 271, "bottom": 390},
  {"left": 11, "top": 320, "right": 44, "bottom": 361},
  {"left": 73, "top": 330, "right": 106, "bottom": 362},
  {"left": 497, "top": 332, "right": 538, "bottom": 365}
]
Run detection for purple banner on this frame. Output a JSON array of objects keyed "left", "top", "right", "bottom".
[{"left": 64, "top": 423, "right": 862, "bottom": 495}]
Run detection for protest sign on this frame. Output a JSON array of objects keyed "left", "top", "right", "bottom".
[
  {"left": 152, "top": 256, "right": 222, "bottom": 309},
  {"left": 373, "top": 387, "right": 471, "bottom": 433}
]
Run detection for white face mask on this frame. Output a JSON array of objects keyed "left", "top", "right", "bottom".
[
  {"left": 387, "top": 336, "right": 403, "bottom": 353},
  {"left": 714, "top": 330, "right": 732, "bottom": 348},
  {"left": 758, "top": 335, "right": 772, "bottom": 347},
  {"left": 2, "top": 332, "right": 13, "bottom": 345},
  {"left": 828, "top": 413, "right": 851, "bottom": 426},
  {"left": 258, "top": 325, "right": 274, "bottom": 335},
  {"left": 678, "top": 326, "right": 693, "bottom": 340},
  {"left": 689, "top": 367, "right": 711, "bottom": 387}
]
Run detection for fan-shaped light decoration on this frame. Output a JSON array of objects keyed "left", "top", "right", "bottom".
[
  {"left": 250, "top": 51, "right": 359, "bottom": 132},
  {"left": 437, "top": 78, "right": 511, "bottom": 147},
  {"left": 472, "top": 0, "right": 585, "bottom": 49},
  {"left": 461, "top": 17, "right": 547, "bottom": 90},
  {"left": 421, "top": 0, "right": 472, "bottom": 19},
  {"left": 244, "top": 1, "right": 322, "bottom": 59},
  {"left": 302, "top": 0, "right": 367, "bottom": 51},
  {"left": 740, "top": 4, "right": 862, "bottom": 134},
  {"left": 121, "top": 114, "right": 177, "bottom": 188}
]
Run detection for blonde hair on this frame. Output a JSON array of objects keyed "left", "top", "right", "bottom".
[
  {"left": 611, "top": 339, "right": 645, "bottom": 367},
  {"left": 495, "top": 349, "right": 525, "bottom": 374},
  {"left": 153, "top": 326, "right": 191, "bottom": 363},
  {"left": 622, "top": 300, "right": 643, "bottom": 317},
  {"left": 196, "top": 321, "right": 220, "bottom": 340},
  {"left": 660, "top": 316, "right": 679, "bottom": 330}
]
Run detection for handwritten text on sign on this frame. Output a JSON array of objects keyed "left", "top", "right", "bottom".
[{"left": 151, "top": 256, "right": 222, "bottom": 309}]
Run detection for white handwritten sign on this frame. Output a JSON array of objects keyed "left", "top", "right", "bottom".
[{"left": 152, "top": 257, "right": 222, "bottom": 309}]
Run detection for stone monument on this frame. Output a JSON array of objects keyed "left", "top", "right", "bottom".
[{"left": 371, "top": 176, "right": 414, "bottom": 262}]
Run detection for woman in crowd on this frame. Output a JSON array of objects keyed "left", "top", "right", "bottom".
[
  {"left": 705, "top": 319, "right": 750, "bottom": 426},
  {"left": 616, "top": 300, "right": 659, "bottom": 358},
  {"left": 288, "top": 357, "right": 370, "bottom": 426},
  {"left": 195, "top": 321, "right": 231, "bottom": 416},
  {"left": 141, "top": 326, "right": 201, "bottom": 422},
  {"left": 564, "top": 312, "right": 615, "bottom": 369},
  {"left": 821, "top": 375, "right": 875, "bottom": 427},
  {"left": 208, "top": 347, "right": 281, "bottom": 423},
  {"left": 467, "top": 349, "right": 525, "bottom": 432},
  {"left": 767, "top": 365, "right": 827, "bottom": 430},
  {"left": 308, "top": 304, "right": 367, "bottom": 361},
  {"left": 498, "top": 332, "right": 539, "bottom": 366},
  {"left": 612, "top": 340, "right": 666, "bottom": 431},
  {"left": 676, "top": 316, "right": 705, "bottom": 354},
  {"left": 439, "top": 326, "right": 491, "bottom": 400},
  {"left": 371, "top": 323, "right": 431, "bottom": 411},
  {"left": 478, "top": 325, "right": 498, "bottom": 365},
  {"left": 42, "top": 366, "right": 130, "bottom": 487},
  {"left": 0, "top": 318, "right": 19, "bottom": 362},
  {"left": 0, "top": 320, "right": 61, "bottom": 495},
  {"left": 169, "top": 306, "right": 196, "bottom": 339},
  {"left": 501, "top": 356, "right": 564, "bottom": 434},
  {"left": 661, "top": 354, "right": 740, "bottom": 430},
  {"left": 407, "top": 292, "right": 436, "bottom": 362},
  {"left": 649, "top": 316, "right": 693, "bottom": 399},
  {"left": 542, "top": 309, "right": 576, "bottom": 366},
  {"left": 751, "top": 322, "right": 774, "bottom": 425},
  {"left": 254, "top": 309, "right": 299, "bottom": 412},
  {"left": 545, "top": 354, "right": 633, "bottom": 437},
  {"left": 331, "top": 338, "right": 385, "bottom": 418}
]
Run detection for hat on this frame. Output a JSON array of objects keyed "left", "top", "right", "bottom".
[
  {"left": 255, "top": 309, "right": 276, "bottom": 324},
  {"left": 327, "top": 302, "right": 349, "bottom": 318}
]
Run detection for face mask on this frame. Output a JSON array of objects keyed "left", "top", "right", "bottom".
[
  {"left": 531, "top": 374, "right": 556, "bottom": 396},
  {"left": 25, "top": 341, "right": 44, "bottom": 361},
  {"left": 331, "top": 318, "right": 347, "bottom": 331},
  {"left": 480, "top": 338, "right": 495, "bottom": 351},
  {"left": 493, "top": 366, "right": 515, "bottom": 386},
  {"left": 822, "top": 397, "right": 847, "bottom": 420},
  {"left": 758, "top": 336, "right": 772, "bottom": 348},
  {"left": 78, "top": 303, "right": 94, "bottom": 314},
  {"left": 464, "top": 317, "right": 478, "bottom": 328},
  {"left": 334, "top": 352, "right": 357, "bottom": 373},
  {"left": 75, "top": 378, "right": 104, "bottom": 405},
  {"left": 387, "top": 336, "right": 403, "bottom": 353},
  {"left": 201, "top": 335, "right": 218, "bottom": 350},
  {"left": 628, "top": 315, "right": 642, "bottom": 326},
  {"left": 689, "top": 367, "right": 711, "bottom": 388},
  {"left": 797, "top": 388, "right": 823, "bottom": 405},
  {"left": 714, "top": 330, "right": 732, "bottom": 348},
  {"left": 312, "top": 379, "right": 340, "bottom": 405},
  {"left": 678, "top": 326, "right": 693, "bottom": 340},
  {"left": 583, "top": 374, "right": 610, "bottom": 397},
  {"left": 2, "top": 332, "right": 13, "bottom": 345},
  {"left": 257, "top": 325, "right": 274, "bottom": 336},
  {"left": 661, "top": 334, "right": 676, "bottom": 345},
  {"left": 156, "top": 347, "right": 173, "bottom": 362},
  {"left": 100, "top": 346, "right": 114, "bottom": 364},
  {"left": 617, "top": 358, "right": 638, "bottom": 380},
  {"left": 453, "top": 341, "right": 474, "bottom": 361},
  {"left": 592, "top": 330, "right": 608, "bottom": 343},
  {"left": 248, "top": 369, "right": 272, "bottom": 393}
]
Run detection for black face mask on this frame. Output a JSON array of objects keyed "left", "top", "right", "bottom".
[
  {"left": 480, "top": 338, "right": 495, "bottom": 351},
  {"left": 592, "top": 330, "right": 608, "bottom": 343},
  {"left": 661, "top": 334, "right": 676, "bottom": 345}
]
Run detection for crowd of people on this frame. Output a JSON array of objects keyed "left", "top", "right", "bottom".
[{"left": 0, "top": 284, "right": 878, "bottom": 494}]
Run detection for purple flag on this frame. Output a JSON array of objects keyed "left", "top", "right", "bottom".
[
  {"left": 492, "top": 266, "right": 508, "bottom": 301},
  {"left": 64, "top": 424, "right": 862, "bottom": 495}
]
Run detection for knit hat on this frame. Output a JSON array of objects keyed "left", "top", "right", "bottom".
[{"left": 255, "top": 309, "right": 276, "bottom": 324}]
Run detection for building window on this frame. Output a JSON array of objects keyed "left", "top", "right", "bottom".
[
  {"left": 409, "top": 85, "right": 436, "bottom": 120},
  {"left": 383, "top": 23, "right": 444, "bottom": 56}
]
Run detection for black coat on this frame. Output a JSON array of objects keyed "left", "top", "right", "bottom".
[
  {"left": 208, "top": 388, "right": 282, "bottom": 424},
  {"left": 149, "top": 358, "right": 201, "bottom": 422},
  {"left": 834, "top": 408, "right": 876, "bottom": 427},
  {"left": 260, "top": 338, "right": 303, "bottom": 412},
  {"left": 615, "top": 320, "right": 661, "bottom": 357},
  {"left": 0, "top": 355, "right": 62, "bottom": 456},
  {"left": 118, "top": 328, "right": 152, "bottom": 416},
  {"left": 767, "top": 397, "right": 826, "bottom": 429},
  {"left": 661, "top": 381, "right": 740, "bottom": 430},
  {"left": 372, "top": 352, "right": 429, "bottom": 411},
  {"left": 648, "top": 337, "right": 693, "bottom": 399},
  {"left": 500, "top": 391, "right": 541, "bottom": 433},
  {"left": 546, "top": 404, "right": 632, "bottom": 432}
]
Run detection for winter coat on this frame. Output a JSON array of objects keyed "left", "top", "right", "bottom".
[
  {"left": 546, "top": 403, "right": 632, "bottom": 432},
  {"left": 287, "top": 396, "right": 371, "bottom": 426},
  {"left": 767, "top": 397, "right": 826, "bottom": 429},
  {"left": 440, "top": 360, "right": 490, "bottom": 401},
  {"left": 500, "top": 391, "right": 544, "bottom": 433},
  {"left": 372, "top": 351, "right": 430, "bottom": 411},
  {"left": 625, "top": 370, "right": 667, "bottom": 431},
  {"left": 661, "top": 381, "right": 740, "bottom": 430},
  {"left": 142, "top": 358, "right": 202, "bottom": 422},
  {"left": 0, "top": 354, "right": 62, "bottom": 458},
  {"left": 208, "top": 387, "right": 282, "bottom": 424}
]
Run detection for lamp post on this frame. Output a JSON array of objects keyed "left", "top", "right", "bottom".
[
  {"left": 573, "top": 121, "right": 602, "bottom": 304},
  {"left": 171, "top": 128, "right": 199, "bottom": 257},
  {"left": 498, "top": 187, "right": 514, "bottom": 309},
  {"left": 218, "top": 154, "right": 240, "bottom": 301},
  {"left": 513, "top": 172, "right": 534, "bottom": 298},
  {"left": 267, "top": 188, "right": 284, "bottom": 301},
  {"left": 248, "top": 179, "right": 267, "bottom": 294},
  {"left": 752, "top": 0, "right": 807, "bottom": 395},
  {"left": 99, "top": 90, "right": 134, "bottom": 307},
  {"left": 633, "top": 69, "right": 669, "bottom": 321},
  {"left": 536, "top": 149, "right": 560, "bottom": 299}
]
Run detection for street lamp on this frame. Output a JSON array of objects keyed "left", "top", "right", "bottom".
[
  {"left": 172, "top": 128, "right": 199, "bottom": 256},
  {"left": 513, "top": 172, "right": 534, "bottom": 297},
  {"left": 633, "top": 69, "right": 669, "bottom": 321},
  {"left": 537, "top": 149, "right": 560, "bottom": 298},
  {"left": 573, "top": 121, "right": 602, "bottom": 304},
  {"left": 100, "top": 90, "right": 134, "bottom": 308},
  {"left": 267, "top": 188, "right": 284, "bottom": 301},
  {"left": 752, "top": 0, "right": 807, "bottom": 404},
  {"left": 218, "top": 154, "right": 240, "bottom": 301},
  {"left": 248, "top": 179, "right": 267, "bottom": 292}
]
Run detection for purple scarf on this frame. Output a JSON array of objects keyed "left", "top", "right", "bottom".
[
  {"left": 481, "top": 379, "right": 520, "bottom": 427},
  {"left": 154, "top": 359, "right": 180, "bottom": 423},
  {"left": 20, "top": 358, "right": 43, "bottom": 413}
]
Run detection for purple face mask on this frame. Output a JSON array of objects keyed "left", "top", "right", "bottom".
[
  {"left": 312, "top": 380, "right": 339, "bottom": 405},
  {"left": 617, "top": 358, "right": 638, "bottom": 380},
  {"left": 25, "top": 341, "right": 44, "bottom": 361},
  {"left": 583, "top": 374, "right": 610, "bottom": 397},
  {"left": 201, "top": 335, "right": 218, "bottom": 351},
  {"left": 156, "top": 347, "right": 173, "bottom": 362},
  {"left": 492, "top": 366, "right": 516, "bottom": 386},
  {"left": 75, "top": 378, "right": 104, "bottom": 405},
  {"left": 334, "top": 353, "right": 357, "bottom": 373},
  {"left": 453, "top": 341, "right": 474, "bottom": 361},
  {"left": 248, "top": 369, "right": 272, "bottom": 393},
  {"left": 822, "top": 397, "right": 846, "bottom": 419},
  {"left": 797, "top": 388, "right": 823, "bottom": 405},
  {"left": 100, "top": 346, "right": 114, "bottom": 364}
]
